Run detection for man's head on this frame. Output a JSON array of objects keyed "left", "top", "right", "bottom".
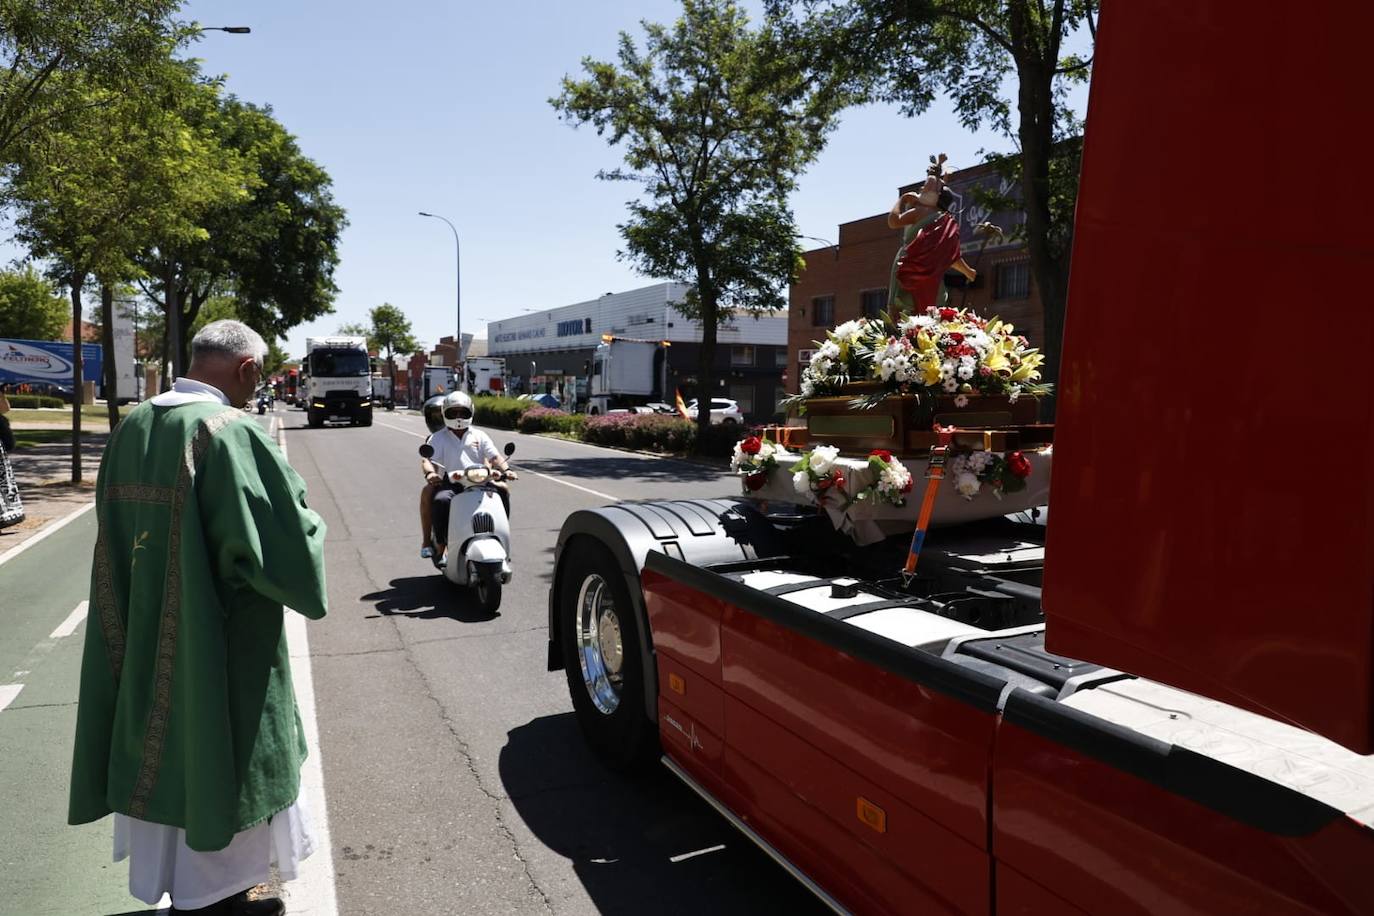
[
  {"left": 188, "top": 320, "right": 268, "bottom": 408},
  {"left": 442, "top": 390, "right": 474, "bottom": 432}
]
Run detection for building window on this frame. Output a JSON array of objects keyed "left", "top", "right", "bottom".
[
  {"left": 731, "top": 345, "right": 755, "bottom": 367},
  {"left": 773, "top": 386, "right": 788, "bottom": 415},
  {"left": 797, "top": 348, "right": 815, "bottom": 374},
  {"left": 811, "top": 295, "right": 834, "bottom": 326},
  {"left": 995, "top": 261, "right": 1031, "bottom": 300},
  {"left": 729, "top": 385, "right": 755, "bottom": 416},
  {"left": 860, "top": 288, "right": 888, "bottom": 318},
  {"left": 775, "top": 348, "right": 789, "bottom": 368}
]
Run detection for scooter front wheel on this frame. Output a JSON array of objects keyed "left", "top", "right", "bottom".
[{"left": 474, "top": 563, "right": 502, "bottom": 614}]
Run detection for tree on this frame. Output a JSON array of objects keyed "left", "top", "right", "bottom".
[
  {"left": 137, "top": 96, "right": 347, "bottom": 379},
  {"left": 8, "top": 66, "right": 248, "bottom": 474},
  {"left": 0, "top": 265, "right": 67, "bottom": 339},
  {"left": 553, "top": 0, "right": 849, "bottom": 450},
  {"left": 337, "top": 321, "right": 371, "bottom": 343},
  {"left": 768, "top": 0, "right": 1096, "bottom": 409},
  {"left": 367, "top": 303, "right": 418, "bottom": 396},
  {"left": 0, "top": 0, "right": 183, "bottom": 168}
]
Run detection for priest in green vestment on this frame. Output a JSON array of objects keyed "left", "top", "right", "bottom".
[{"left": 69, "top": 320, "right": 327, "bottom": 916}]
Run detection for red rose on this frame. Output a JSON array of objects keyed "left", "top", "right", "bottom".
[
  {"left": 817, "top": 477, "right": 832, "bottom": 491},
  {"left": 869, "top": 449, "right": 893, "bottom": 463},
  {"left": 741, "top": 436, "right": 762, "bottom": 455},
  {"left": 745, "top": 471, "right": 768, "bottom": 491},
  {"left": 947, "top": 331, "right": 964, "bottom": 344},
  {"left": 902, "top": 476, "right": 914, "bottom": 493},
  {"left": 1007, "top": 451, "right": 1032, "bottom": 478},
  {"left": 939, "top": 308, "right": 957, "bottom": 321},
  {"left": 832, "top": 471, "right": 846, "bottom": 491}
]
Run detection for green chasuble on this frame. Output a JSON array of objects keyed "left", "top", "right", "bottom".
[{"left": 69, "top": 399, "right": 327, "bottom": 852}]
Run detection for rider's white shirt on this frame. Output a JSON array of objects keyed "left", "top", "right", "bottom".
[{"left": 429, "top": 426, "right": 500, "bottom": 474}]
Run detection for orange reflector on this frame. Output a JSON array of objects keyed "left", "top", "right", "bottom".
[
  {"left": 857, "top": 797, "right": 886, "bottom": 833},
  {"left": 668, "top": 672, "right": 685, "bottom": 695}
]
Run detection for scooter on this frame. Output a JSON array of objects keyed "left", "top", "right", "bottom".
[
  {"left": 417, "top": 440, "right": 517, "bottom": 613},
  {"left": 256, "top": 392, "right": 271, "bottom": 415}
]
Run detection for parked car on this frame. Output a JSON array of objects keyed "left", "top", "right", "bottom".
[{"left": 686, "top": 398, "right": 743, "bottom": 425}]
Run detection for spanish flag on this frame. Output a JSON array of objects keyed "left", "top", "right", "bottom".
[{"left": 675, "top": 388, "right": 691, "bottom": 420}]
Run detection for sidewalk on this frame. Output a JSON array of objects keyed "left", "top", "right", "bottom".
[{"left": 1, "top": 426, "right": 106, "bottom": 556}]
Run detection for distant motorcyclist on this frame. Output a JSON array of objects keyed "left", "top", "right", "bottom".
[{"left": 418, "top": 391, "right": 511, "bottom": 559}]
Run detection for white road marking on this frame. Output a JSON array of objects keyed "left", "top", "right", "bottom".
[
  {"left": 373, "top": 416, "right": 621, "bottom": 501},
  {"left": 669, "top": 843, "right": 727, "bottom": 863},
  {"left": 0, "top": 500, "right": 96, "bottom": 568},
  {"left": 49, "top": 601, "right": 88, "bottom": 639},
  {"left": 276, "top": 422, "right": 340, "bottom": 916},
  {"left": 0, "top": 683, "right": 24, "bottom": 712}
]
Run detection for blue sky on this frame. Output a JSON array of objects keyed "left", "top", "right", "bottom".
[{"left": 22, "top": 1, "right": 1089, "bottom": 360}]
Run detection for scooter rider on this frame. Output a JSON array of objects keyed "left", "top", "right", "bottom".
[{"left": 419, "top": 391, "right": 512, "bottom": 560}]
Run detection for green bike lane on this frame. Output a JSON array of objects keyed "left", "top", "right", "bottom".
[{"left": 0, "top": 507, "right": 161, "bottom": 915}]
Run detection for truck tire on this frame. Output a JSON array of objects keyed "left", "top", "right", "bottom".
[
  {"left": 559, "top": 538, "right": 658, "bottom": 772},
  {"left": 307, "top": 407, "right": 324, "bottom": 428},
  {"left": 357, "top": 406, "right": 373, "bottom": 427}
]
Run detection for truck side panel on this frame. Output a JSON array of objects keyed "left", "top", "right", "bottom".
[{"left": 992, "top": 692, "right": 1374, "bottom": 915}]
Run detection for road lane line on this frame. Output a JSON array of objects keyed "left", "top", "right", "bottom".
[
  {"left": 373, "top": 417, "right": 623, "bottom": 500},
  {"left": 0, "top": 501, "right": 96, "bottom": 568},
  {"left": 0, "top": 683, "right": 23, "bottom": 712},
  {"left": 276, "top": 422, "right": 340, "bottom": 916},
  {"left": 49, "top": 601, "right": 88, "bottom": 639},
  {"left": 373, "top": 418, "right": 423, "bottom": 438}
]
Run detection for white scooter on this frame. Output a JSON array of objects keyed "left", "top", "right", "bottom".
[{"left": 418, "top": 440, "right": 517, "bottom": 613}]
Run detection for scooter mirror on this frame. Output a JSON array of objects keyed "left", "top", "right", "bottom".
[
  {"left": 503, "top": 442, "right": 515, "bottom": 457},
  {"left": 418, "top": 443, "right": 435, "bottom": 458}
]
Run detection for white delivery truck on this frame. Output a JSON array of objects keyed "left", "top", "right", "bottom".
[
  {"left": 586, "top": 336, "right": 668, "bottom": 416},
  {"left": 467, "top": 356, "right": 506, "bottom": 396},
  {"left": 302, "top": 335, "right": 373, "bottom": 427}
]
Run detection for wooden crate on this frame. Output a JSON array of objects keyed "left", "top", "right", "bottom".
[{"left": 804, "top": 387, "right": 1045, "bottom": 456}]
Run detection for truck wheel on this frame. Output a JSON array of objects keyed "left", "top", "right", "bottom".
[
  {"left": 559, "top": 539, "right": 658, "bottom": 772},
  {"left": 358, "top": 407, "right": 373, "bottom": 427},
  {"left": 307, "top": 407, "right": 324, "bottom": 428}
]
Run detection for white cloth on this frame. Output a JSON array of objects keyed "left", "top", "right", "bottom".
[
  {"left": 114, "top": 798, "right": 317, "bottom": 909},
  {"left": 150, "top": 377, "right": 231, "bottom": 408},
  {"left": 427, "top": 426, "right": 500, "bottom": 475}
]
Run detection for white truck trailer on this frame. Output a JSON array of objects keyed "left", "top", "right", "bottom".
[
  {"left": 586, "top": 336, "right": 668, "bottom": 416},
  {"left": 302, "top": 335, "right": 373, "bottom": 427}
]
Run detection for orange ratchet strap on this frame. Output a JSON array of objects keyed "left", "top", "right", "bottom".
[{"left": 902, "top": 424, "right": 955, "bottom": 580}]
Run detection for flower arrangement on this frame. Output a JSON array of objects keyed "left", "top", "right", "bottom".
[
  {"left": 851, "top": 448, "right": 915, "bottom": 507},
  {"left": 947, "top": 449, "right": 1033, "bottom": 500},
  {"left": 731, "top": 435, "right": 781, "bottom": 491},
  {"left": 787, "top": 305, "right": 1050, "bottom": 410},
  {"left": 790, "top": 444, "right": 847, "bottom": 502}
]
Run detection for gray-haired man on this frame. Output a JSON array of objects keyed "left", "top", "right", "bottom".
[{"left": 69, "top": 320, "right": 328, "bottom": 915}]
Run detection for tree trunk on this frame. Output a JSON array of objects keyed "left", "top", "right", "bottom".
[
  {"left": 100, "top": 283, "right": 120, "bottom": 432},
  {"left": 693, "top": 284, "right": 719, "bottom": 456},
  {"left": 69, "top": 278, "right": 84, "bottom": 483}
]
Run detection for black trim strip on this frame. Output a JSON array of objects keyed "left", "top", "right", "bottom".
[
  {"left": 1002, "top": 689, "right": 1341, "bottom": 837},
  {"left": 644, "top": 550, "right": 1006, "bottom": 713},
  {"left": 763, "top": 580, "right": 834, "bottom": 597},
  {"left": 825, "top": 599, "right": 919, "bottom": 621}
]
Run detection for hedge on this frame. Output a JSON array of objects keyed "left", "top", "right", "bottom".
[
  {"left": 3, "top": 395, "right": 64, "bottom": 409},
  {"left": 517, "top": 406, "right": 587, "bottom": 437},
  {"left": 474, "top": 398, "right": 533, "bottom": 430},
  {"left": 580, "top": 413, "right": 746, "bottom": 457}
]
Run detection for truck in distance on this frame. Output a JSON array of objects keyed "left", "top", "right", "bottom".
[
  {"left": 301, "top": 335, "right": 373, "bottom": 427},
  {"left": 586, "top": 334, "right": 669, "bottom": 416}
]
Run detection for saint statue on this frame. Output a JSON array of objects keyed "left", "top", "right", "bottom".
[{"left": 887, "top": 154, "right": 977, "bottom": 316}]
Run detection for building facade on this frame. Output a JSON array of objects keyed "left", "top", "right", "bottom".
[
  {"left": 487, "top": 282, "right": 789, "bottom": 421},
  {"left": 788, "top": 161, "right": 1044, "bottom": 396}
]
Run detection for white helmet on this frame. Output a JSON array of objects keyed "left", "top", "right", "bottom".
[{"left": 442, "top": 390, "right": 474, "bottom": 431}]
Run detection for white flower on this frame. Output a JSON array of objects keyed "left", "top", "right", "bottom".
[
  {"left": 954, "top": 472, "right": 981, "bottom": 499},
  {"left": 942, "top": 378, "right": 958, "bottom": 393},
  {"left": 1007, "top": 385, "right": 1021, "bottom": 403},
  {"left": 758, "top": 442, "right": 775, "bottom": 461},
  {"left": 818, "top": 340, "right": 841, "bottom": 361},
  {"left": 953, "top": 394, "right": 969, "bottom": 408},
  {"left": 730, "top": 442, "right": 746, "bottom": 471},
  {"left": 792, "top": 470, "right": 811, "bottom": 494},
  {"left": 879, "top": 357, "right": 896, "bottom": 381},
  {"left": 809, "top": 445, "right": 840, "bottom": 475}
]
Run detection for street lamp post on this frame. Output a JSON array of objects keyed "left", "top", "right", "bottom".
[
  {"left": 197, "top": 26, "right": 251, "bottom": 33},
  {"left": 418, "top": 211, "right": 462, "bottom": 390},
  {"left": 530, "top": 360, "right": 536, "bottom": 395}
]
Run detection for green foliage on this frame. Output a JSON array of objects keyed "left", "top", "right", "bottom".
[
  {"left": 552, "top": 0, "right": 850, "bottom": 451},
  {"left": 473, "top": 398, "right": 533, "bottom": 430},
  {"left": 0, "top": 266, "right": 67, "bottom": 339},
  {"left": 0, "top": 0, "right": 184, "bottom": 167},
  {"left": 3, "top": 394, "right": 64, "bottom": 409},
  {"left": 368, "top": 302, "right": 419, "bottom": 363}
]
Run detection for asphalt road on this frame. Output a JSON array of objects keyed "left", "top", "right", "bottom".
[{"left": 0, "top": 405, "right": 828, "bottom": 915}]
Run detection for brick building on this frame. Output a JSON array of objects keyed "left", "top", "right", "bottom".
[{"left": 788, "top": 161, "right": 1044, "bottom": 392}]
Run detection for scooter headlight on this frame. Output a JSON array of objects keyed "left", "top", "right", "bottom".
[{"left": 463, "top": 466, "right": 491, "bottom": 484}]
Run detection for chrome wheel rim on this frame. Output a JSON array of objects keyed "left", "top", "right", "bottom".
[{"left": 575, "top": 573, "right": 623, "bottom": 714}]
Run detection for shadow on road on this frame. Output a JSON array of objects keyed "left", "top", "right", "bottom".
[
  {"left": 500, "top": 713, "right": 827, "bottom": 916},
  {"left": 361, "top": 575, "right": 500, "bottom": 622},
  {"left": 517, "top": 455, "right": 730, "bottom": 484}
]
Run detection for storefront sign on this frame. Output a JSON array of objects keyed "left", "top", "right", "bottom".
[
  {"left": 0, "top": 337, "right": 103, "bottom": 386},
  {"left": 557, "top": 318, "right": 591, "bottom": 337},
  {"left": 493, "top": 327, "right": 547, "bottom": 344}
]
